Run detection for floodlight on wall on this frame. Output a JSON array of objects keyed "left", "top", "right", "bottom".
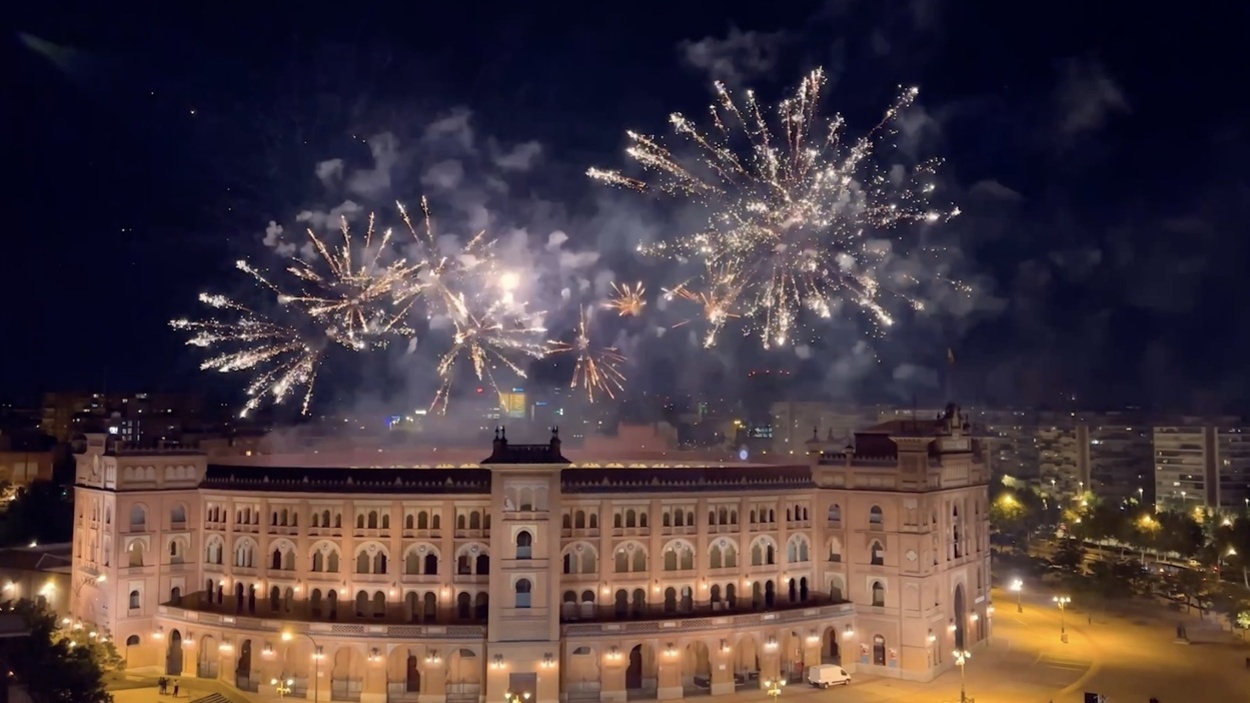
[{"left": 540, "top": 653, "right": 556, "bottom": 669}]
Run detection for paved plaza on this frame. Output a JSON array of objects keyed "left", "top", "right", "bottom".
[{"left": 108, "top": 582, "right": 1250, "bottom": 703}]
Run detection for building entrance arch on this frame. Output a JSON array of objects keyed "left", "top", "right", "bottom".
[
  {"left": 954, "top": 583, "right": 967, "bottom": 650},
  {"left": 165, "top": 629, "right": 183, "bottom": 675}
]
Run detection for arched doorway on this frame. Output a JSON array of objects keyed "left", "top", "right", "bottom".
[
  {"left": 821, "top": 626, "right": 840, "bottom": 664},
  {"left": 445, "top": 648, "right": 480, "bottom": 703},
  {"left": 780, "top": 630, "right": 804, "bottom": 683},
  {"left": 953, "top": 584, "right": 967, "bottom": 649},
  {"left": 197, "top": 635, "right": 218, "bottom": 678},
  {"left": 682, "top": 641, "right": 712, "bottom": 695},
  {"left": 235, "top": 639, "right": 255, "bottom": 691},
  {"left": 733, "top": 637, "right": 759, "bottom": 691},
  {"left": 332, "top": 648, "right": 363, "bottom": 702},
  {"left": 625, "top": 644, "right": 657, "bottom": 698},
  {"left": 764, "top": 580, "right": 776, "bottom": 608},
  {"left": 386, "top": 648, "right": 421, "bottom": 698},
  {"left": 872, "top": 635, "right": 886, "bottom": 666},
  {"left": 564, "top": 646, "right": 600, "bottom": 700},
  {"left": 165, "top": 629, "right": 183, "bottom": 675}
]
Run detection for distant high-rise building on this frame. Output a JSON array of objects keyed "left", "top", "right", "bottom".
[
  {"left": 769, "top": 402, "right": 875, "bottom": 457},
  {"left": 1152, "top": 417, "right": 1245, "bottom": 511},
  {"left": 1035, "top": 415, "right": 1089, "bottom": 499},
  {"left": 1086, "top": 413, "right": 1153, "bottom": 505},
  {"left": 976, "top": 409, "right": 1038, "bottom": 481}
]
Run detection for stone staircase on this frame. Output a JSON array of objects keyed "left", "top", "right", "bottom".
[{"left": 188, "top": 694, "right": 231, "bottom": 703}]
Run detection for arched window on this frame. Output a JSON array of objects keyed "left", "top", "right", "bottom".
[
  {"left": 129, "top": 505, "right": 146, "bottom": 530},
  {"left": 869, "top": 505, "right": 883, "bottom": 526},
  {"left": 871, "top": 581, "right": 885, "bottom": 607},
  {"left": 870, "top": 540, "right": 884, "bottom": 566},
  {"left": 516, "top": 530, "right": 533, "bottom": 560},
  {"left": 128, "top": 590, "right": 141, "bottom": 609},
  {"left": 515, "top": 579, "right": 532, "bottom": 609},
  {"left": 827, "top": 504, "right": 841, "bottom": 523}
]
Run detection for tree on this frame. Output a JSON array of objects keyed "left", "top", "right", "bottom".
[
  {"left": 1173, "top": 567, "right": 1213, "bottom": 615},
  {"left": 0, "top": 599, "right": 113, "bottom": 703},
  {"left": 1052, "top": 538, "right": 1087, "bottom": 572},
  {"left": 0, "top": 479, "right": 73, "bottom": 547},
  {"left": 1156, "top": 510, "right": 1205, "bottom": 559}
]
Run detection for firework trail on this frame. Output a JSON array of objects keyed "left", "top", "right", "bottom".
[
  {"left": 603, "top": 281, "right": 647, "bottom": 317},
  {"left": 397, "top": 198, "right": 550, "bottom": 413},
  {"left": 169, "top": 285, "right": 322, "bottom": 418},
  {"left": 590, "top": 68, "right": 962, "bottom": 349},
  {"left": 278, "top": 213, "right": 421, "bottom": 350},
  {"left": 549, "top": 307, "right": 627, "bottom": 402}
]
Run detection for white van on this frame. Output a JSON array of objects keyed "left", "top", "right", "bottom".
[{"left": 807, "top": 664, "right": 852, "bottom": 688}]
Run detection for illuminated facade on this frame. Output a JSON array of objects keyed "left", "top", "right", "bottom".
[{"left": 70, "top": 406, "right": 991, "bottom": 702}]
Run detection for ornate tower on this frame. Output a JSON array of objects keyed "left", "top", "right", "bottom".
[{"left": 480, "top": 428, "right": 570, "bottom": 703}]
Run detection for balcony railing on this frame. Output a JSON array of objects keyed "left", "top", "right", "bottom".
[
  {"left": 170, "top": 591, "right": 490, "bottom": 626},
  {"left": 563, "top": 599, "right": 853, "bottom": 637},
  {"left": 561, "top": 593, "right": 845, "bottom": 625},
  {"left": 157, "top": 602, "right": 485, "bottom": 640}
]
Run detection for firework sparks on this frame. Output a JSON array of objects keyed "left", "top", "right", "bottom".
[
  {"left": 169, "top": 288, "right": 322, "bottom": 418},
  {"left": 276, "top": 213, "right": 420, "bottom": 350},
  {"left": 604, "top": 281, "right": 647, "bottom": 317},
  {"left": 549, "top": 307, "right": 627, "bottom": 402},
  {"left": 430, "top": 298, "right": 549, "bottom": 414},
  {"left": 590, "top": 68, "right": 962, "bottom": 349},
  {"left": 397, "top": 198, "right": 550, "bottom": 413}
]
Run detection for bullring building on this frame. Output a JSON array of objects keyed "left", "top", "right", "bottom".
[{"left": 69, "top": 405, "right": 991, "bottom": 702}]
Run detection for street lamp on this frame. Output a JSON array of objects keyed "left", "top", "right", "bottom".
[
  {"left": 282, "top": 630, "right": 322, "bottom": 702},
  {"left": 271, "top": 678, "right": 294, "bottom": 700},
  {"left": 1009, "top": 578, "right": 1023, "bottom": 613},
  {"left": 505, "top": 690, "right": 531, "bottom": 703},
  {"left": 763, "top": 678, "right": 786, "bottom": 702},
  {"left": 1053, "top": 595, "right": 1071, "bottom": 636},
  {"left": 953, "top": 649, "right": 971, "bottom": 703}
]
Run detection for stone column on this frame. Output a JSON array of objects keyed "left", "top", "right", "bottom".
[
  {"left": 362, "top": 649, "right": 386, "bottom": 703},
  {"left": 709, "top": 642, "right": 735, "bottom": 696},
  {"left": 656, "top": 646, "right": 682, "bottom": 700},
  {"left": 418, "top": 654, "right": 446, "bottom": 703},
  {"left": 599, "top": 650, "right": 626, "bottom": 703}
]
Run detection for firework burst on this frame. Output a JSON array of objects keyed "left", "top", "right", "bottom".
[
  {"left": 604, "top": 281, "right": 647, "bottom": 317},
  {"left": 169, "top": 288, "right": 322, "bottom": 418},
  {"left": 549, "top": 307, "right": 627, "bottom": 402},
  {"left": 276, "top": 214, "right": 421, "bottom": 350},
  {"left": 397, "top": 198, "right": 551, "bottom": 413},
  {"left": 590, "top": 68, "right": 962, "bottom": 349},
  {"left": 430, "top": 297, "right": 549, "bottom": 414}
]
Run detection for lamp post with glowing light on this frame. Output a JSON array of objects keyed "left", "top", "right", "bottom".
[
  {"left": 953, "top": 649, "right": 971, "bottom": 703},
  {"left": 1053, "top": 595, "right": 1071, "bottom": 635},
  {"left": 505, "top": 690, "right": 532, "bottom": 703},
  {"left": 271, "top": 678, "right": 294, "bottom": 700},
  {"left": 1009, "top": 578, "right": 1023, "bottom": 613},
  {"left": 283, "top": 631, "right": 322, "bottom": 702},
  {"left": 763, "top": 678, "right": 785, "bottom": 702}
]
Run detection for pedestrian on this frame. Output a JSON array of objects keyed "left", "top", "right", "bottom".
[
  {"left": 158, "top": 677, "right": 167, "bottom": 695},
  {"left": 1087, "top": 614, "right": 1092, "bottom": 625},
  {"left": 173, "top": 680, "right": 180, "bottom": 698}
]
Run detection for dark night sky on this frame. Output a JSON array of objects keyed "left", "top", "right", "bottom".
[{"left": 3, "top": 2, "right": 1249, "bottom": 414}]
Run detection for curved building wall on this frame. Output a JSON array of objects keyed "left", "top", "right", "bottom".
[{"left": 70, "top": 428, "right": 991, "bottom": 703}]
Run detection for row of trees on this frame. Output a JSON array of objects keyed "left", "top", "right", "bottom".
[
  {"left": 990, "top": 477, "right": 1250, "bottom": 632},
  {"left": 0, "top": 479, "right": 73, "bottom": 547},
  {"left": 991, "top": 477, "right": 1250, "bottom": 579},
  {"left": 0, "top": 599, "right": 116, "bottom": 703}
]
